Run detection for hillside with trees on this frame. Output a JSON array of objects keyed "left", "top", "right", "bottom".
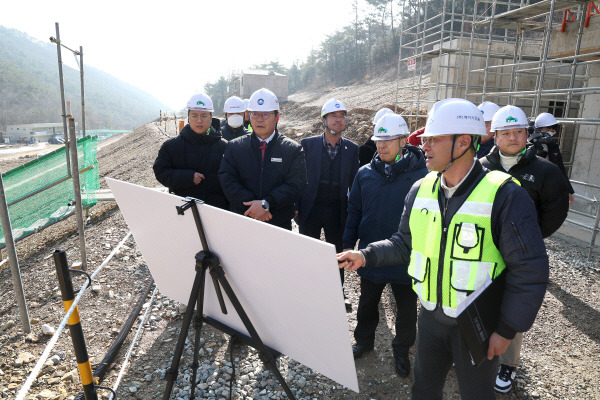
[{"left": 0, "top": 26, "right": 168, "bottom": 132}]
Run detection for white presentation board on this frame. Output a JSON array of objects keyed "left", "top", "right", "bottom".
[{"left": 106, "top": 178, "right": 359, "bottom": 392}]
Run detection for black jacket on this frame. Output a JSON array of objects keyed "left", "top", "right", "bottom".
[
  {"left": 153, "top": 124, "right": 228, "bottom": 209},
  {"left": 481, "top": 144, "right": 570, "bottom": 238},
  {"left": 343, "top": 145, "right": 428, "bottom": 284},
  {"left": 296, "top": 135, "right": 359, "bottom": 228},
  {"left": 531, "top": 137, "right": 575, "bottom": 194},
  {"left": 362, "top": 160, "right": 549, "bottom": 340},
  {"left": 220, "top": 119, "right": 250, "bottom": 141},
  {"left": 218, "top": 131, "right": 307, "bottom": 229},
  {"left": 358, "top": 136, "right": 377, "bottom": 167},
  {"left": 476, "top": 139, "right": 494, "bottom": 159}
]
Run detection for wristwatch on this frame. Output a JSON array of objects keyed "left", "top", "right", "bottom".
[{"left": 261, "top": 199, "right": 270, "bottom": 211}]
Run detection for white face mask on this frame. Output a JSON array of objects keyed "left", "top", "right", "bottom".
[{"left": 228, "top": 114, "right": 244, "bottom": 128}]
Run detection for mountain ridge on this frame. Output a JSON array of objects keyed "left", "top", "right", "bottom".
[{"left": 0, "top": 26, "right": 169, "bottom": 132}]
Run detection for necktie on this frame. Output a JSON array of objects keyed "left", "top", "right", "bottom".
[
  {"left": 260, "top": 140, "right": 267, "bottom": 164},
  {"left": 385, "top": 164, "right": 392, "bottom": 176}
]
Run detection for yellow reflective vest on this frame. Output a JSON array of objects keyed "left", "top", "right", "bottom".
[{"left": 407, "top": 170, "right": 515, "bottom": 318}]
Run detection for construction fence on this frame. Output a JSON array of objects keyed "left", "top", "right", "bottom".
[{"left": 0, "top": 136, "right": 100, "bottom": 247}]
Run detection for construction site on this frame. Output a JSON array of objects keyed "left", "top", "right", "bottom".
[{"left": 0, "top": 1, "right": 599, "bottom": 399}]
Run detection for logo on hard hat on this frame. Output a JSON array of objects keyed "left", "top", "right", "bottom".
[
  {"left": 378, "top": 127, "right": 388, "bottom": 134},
  {"left": 335, "top": 103, "right": 340, "bottom": 108},
  {"left": 258, "top": 99, "right": 265, "bottom": 105},
  {"left": 506, "top": 116, "right": 517, "bottom": 123},
  {"left": 197, "top": 101, "right": 205, "bottom": 106}
]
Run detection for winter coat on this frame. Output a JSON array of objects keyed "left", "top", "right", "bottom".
[
  {"left": 531, "top": 138, "right": 575, "bottom": 194},
  {"left": 220, "top": 119, "right": 250, "bottom": 142},
  {"left": 343, "top": 145, "right": 428, "bottom": 284},
  {"left": 153, "top": 124, "right": 228, "bottom": 209},
  {"left": 358, "top": 137, "right": 377, "bottom": 167},
  {"left": 218, "top": 131, "right": 307, "bottom": 229},
  {"left": 361, "top": 160, "right": 549, "bottom": 340},
  {"left": 476, "top": 139, "right": 494, "bottom": 159},
  {"left": 481, "top": 144, "right": 570, "bottom": 238},
  {"left": 296, "top": 135, "right": 359, "bottom": 228}
]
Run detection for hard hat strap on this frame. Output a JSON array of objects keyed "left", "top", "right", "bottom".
[
  {"left": 323, "top": 116, "right": 341, "bottom": 136},
  {"left": 435, "top": 134, "right": 473, "bottom": 191}
]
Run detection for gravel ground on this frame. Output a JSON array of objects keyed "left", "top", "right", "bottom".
[{"left": 1, "top": 71, "right": 599, "bottom": 400}]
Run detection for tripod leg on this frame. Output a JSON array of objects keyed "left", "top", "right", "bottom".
[
  {"left": 209, "top": 266, "right": 297, "bottom": 400},
  {"left": 162, "top": 264, "right": 207, "bottom": 400},
  {"left": 189, "top": 275, "right": 207, "bottom": 400}
]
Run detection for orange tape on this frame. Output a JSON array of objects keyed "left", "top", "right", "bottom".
[
  {"left": 78, "top": 360, "right": 93, "bottom": 385},
  {"left": 62, "top": 299, "right": 81, "bottom": 325}
]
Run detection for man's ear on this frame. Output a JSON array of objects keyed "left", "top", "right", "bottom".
[{"left": 460, "top": 134, "right": 472, "bottom": 149}]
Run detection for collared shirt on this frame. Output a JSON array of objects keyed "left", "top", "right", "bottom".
[
  {"left": 322, "top": 134, "right": 341, "bottom": 160},
  {"left": 440, "top": 158, "right": 477, "bottom": 198},
  {"left": 257, "top": 130, "right": 277, "bottom": 144}
]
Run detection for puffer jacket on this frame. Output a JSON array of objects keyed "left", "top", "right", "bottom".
[
  {"left": 153, "top": 124, "right": 228, "bottom": 209},
  {"left": 343, "top": 145, "right": 427, "bottom": 284},
  {"left": 481, "top": 144, "right": 570, "bottom": 238},
  {"left": 220, "top": 119, "right": 250, "bottom": 141}
]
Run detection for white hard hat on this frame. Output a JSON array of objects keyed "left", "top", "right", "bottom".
[
  {"left": 243, "top": 98, "right": 250, "bottom": 110},
  {"left": 477, "top": 101, "right": 501, "bottom": 122},
  {"left": 187, "top": 93, "right": 214, "bottom": 112},
  {"left": 321, "top": 98, "right": 347, "bottom": 117},
  {"left": 373, "top": 108, "right": 394, "bottom": 124},
  {"left": 422, "top": 98, "right": 486, "bottom": 137},
  {"left": 247, "top": 88, "right": 279, "bottom": 112},
  {"left": 534, "top": 112, "right": 559, "bottom": 128},
  {"left": 372, "top": 114, "right": 410, "bottom": 141},
  {"left": 490, "top": 105, "right": 529, "bottom": 132},
  {"left": 223, "top": 96, "right": 245, "bottom": 113}
]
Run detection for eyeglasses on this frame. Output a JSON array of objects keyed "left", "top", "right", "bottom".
[
  {"left": 250, "top": 112, "right": 275, "bottom": 120},
  {"left": 327, "top": 114, "right": 346, "bottom": 120},
  {"left": 189, "top": 113, "right": 211, "bottom": 121},
  {"left": 420, "top": 136, "right": 439, "bottom": 146}
]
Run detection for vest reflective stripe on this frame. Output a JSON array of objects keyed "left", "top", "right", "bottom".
[{"left": 408, "top": 170, "right": 512, "bottom": 317}]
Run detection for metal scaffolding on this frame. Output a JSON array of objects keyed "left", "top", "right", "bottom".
[
  {"left": 394, "top": 0, "right": 600, "bottom": 250},
  {"left": 395, "top": 0, "right": 599, "bottom": 165}
]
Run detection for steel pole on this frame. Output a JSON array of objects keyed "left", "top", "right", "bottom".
[
  {"left": 68, "top": 116, "right": 87, "bottom": 271},
  {"left": 415, "top": 0, "right": 429, "bottom": 126},
  {"left": 482, "top": 0, "right": 497, "bottom": 102},
  {"left": 79, "top": 46, "right": 86, "bottom": 138},
  {"left": 53, "top": 23, "right": 71, "bottom": 176},
  {"left": 465, "top": 0, "right": 478, "bottom": 98},
  {"left": 533, "top": 0, "right": 557, "bottom": 115},
  {"left": 0, "top": 170, "right": 31, "bottom": 333}
]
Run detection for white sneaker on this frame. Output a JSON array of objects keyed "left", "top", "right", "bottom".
[{"left": 494, "top": 364, "right": 516, "bottom": 393}]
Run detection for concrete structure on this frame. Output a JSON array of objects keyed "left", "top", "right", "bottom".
[
  {"left": 240, "top": 70, "right": 289, "bottom": 102},
  {"left": 6, "top": 122, "right": 78, "bottom": 143}
]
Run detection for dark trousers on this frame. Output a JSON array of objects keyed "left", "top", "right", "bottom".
[
  {"left": 354, "top": 278, "right": 417, "bottom": 358},
  {"left": 412, "top": 309, "right": 499, "bottom": 400},
  {"left": 298, "top": 204, "right": 345, "bottom": 285}
]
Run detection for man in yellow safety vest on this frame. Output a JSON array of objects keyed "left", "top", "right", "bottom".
[{"left": 338, "top": 98, "right": 549, "bottom": 400}]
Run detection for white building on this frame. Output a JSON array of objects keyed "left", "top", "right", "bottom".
[
  {"left": 5, "top": 122, "right": 77, "bottom": 144},
  {"left": 240, "top": 70, "right": 289, "bottom": 102}
]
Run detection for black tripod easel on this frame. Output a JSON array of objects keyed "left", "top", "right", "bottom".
[{"left": 162, "top": 198, "right": 297, "bottom": 400}]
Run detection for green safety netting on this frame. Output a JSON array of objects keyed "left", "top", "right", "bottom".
[{"left": 0, "top": 136, "right": 100, "bottom": 246}]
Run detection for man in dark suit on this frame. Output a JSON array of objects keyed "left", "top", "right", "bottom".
[{"left": 296, "top": 98, "right": 359, "bottom": 310}]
